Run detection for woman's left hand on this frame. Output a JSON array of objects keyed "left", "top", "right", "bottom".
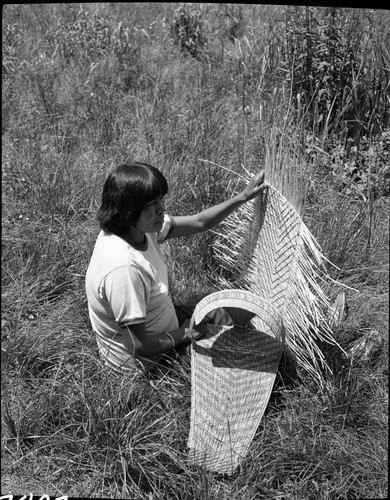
[
  {"left": 241, "top": 170, "right": 267, "bottom": 202},
  {"left": 183, "top": 321, "right": 207, "bottom": 342}
]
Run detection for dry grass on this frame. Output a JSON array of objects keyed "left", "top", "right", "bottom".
[{"left": 1, "top": 3, "right": 388, "bottom": 499}]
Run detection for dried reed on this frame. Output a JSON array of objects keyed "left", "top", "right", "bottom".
[{"left": 213, "top": 124, "right": 347, "bottom": 387}]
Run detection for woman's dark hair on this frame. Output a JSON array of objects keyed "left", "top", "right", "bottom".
[{"left": 97, "top": 162, "right": 168, "bottom": 235}]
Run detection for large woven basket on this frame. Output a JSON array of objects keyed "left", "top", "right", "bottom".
[{"left": 187, "top": 289, "right": 284, "bottom": 475}]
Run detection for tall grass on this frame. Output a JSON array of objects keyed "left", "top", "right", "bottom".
[{"left": 2, "top": 3, "right": 388, "bottom": 498}]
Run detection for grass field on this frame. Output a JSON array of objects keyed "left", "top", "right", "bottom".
[{"left": 1, "top": 3, "right": 389, "bottom": 498}]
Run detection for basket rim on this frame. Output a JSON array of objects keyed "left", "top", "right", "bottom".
[{"left": 190, "top": 289, "right": 284, "bottom": 330}]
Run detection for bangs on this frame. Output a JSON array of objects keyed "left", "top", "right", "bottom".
[
  {"left": 138, "top": 163, "right": 168, "bottom": 203},
  {"left": 115, "top": 162, "right": 168, "bottom": 204}
]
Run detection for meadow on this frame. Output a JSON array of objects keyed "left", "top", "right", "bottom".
[{"left": 1, "top": 3, "right": 389, "bottom": 498}]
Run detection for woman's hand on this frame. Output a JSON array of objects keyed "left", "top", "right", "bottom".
[
  {"left": 181, "top": 319, "right": 208, "bottom": 342},
  {"left": 181, "top": 319, "right": 193, "bottom": 342},
  {"left": 240, "top": 170, "right": 267, "bottom": 202}
]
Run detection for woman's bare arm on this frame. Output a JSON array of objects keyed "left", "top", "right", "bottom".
[
  {"left": 167, "top": 170, "right": 266, "bottom": 239},
  {"left": 121, "top": 321, "right": 191, "bottom": 357}
]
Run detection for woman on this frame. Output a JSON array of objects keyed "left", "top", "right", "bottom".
[{"left": 86, "top": 162, "right": 266, "bottom": 372}]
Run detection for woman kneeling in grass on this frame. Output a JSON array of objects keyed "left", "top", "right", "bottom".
[{"left": 86, "top": 162, "right": 266, "bottom": 372}]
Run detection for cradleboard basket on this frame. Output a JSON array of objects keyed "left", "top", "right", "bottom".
[{"left": 187, "top": 289, "right": 284, "bottom": 475}]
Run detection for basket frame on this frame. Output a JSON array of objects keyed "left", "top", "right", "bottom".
[{"left": 188, "top": 289, "right": 284, "bottom": 474}]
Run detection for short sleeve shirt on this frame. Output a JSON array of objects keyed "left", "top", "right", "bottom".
[{"left": 85, "top": 214, "right": 178, "bottom": 370}]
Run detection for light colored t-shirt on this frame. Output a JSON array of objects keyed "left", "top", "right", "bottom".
[{"left": 85, "top": 214, "right": 179, "bottom": 371}]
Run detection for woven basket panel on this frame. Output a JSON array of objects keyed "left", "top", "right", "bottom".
[
  {"left": 245, "top": 190, "right": 301, "bottom": 315},
  {"left": 188, "top": 292, "right": 283, "bottom": 474},
  {"left": 213, "top": 186, "right": 336, "bottom": 383},
  {"left": 214, "top": 187, "right": 312, "bottom": 320}
]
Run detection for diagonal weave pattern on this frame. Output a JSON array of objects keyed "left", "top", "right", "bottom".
[
  {"left": 213, "top": 185, "right": 341, "bottom": 386},
  {"left": 188, "top": 290, "right": 284, "bottom": 474}
]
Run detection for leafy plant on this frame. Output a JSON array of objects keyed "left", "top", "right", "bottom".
[
  {"left": 51, "top": 4, "right": 137, "bottom": 64},
  {"left": 305, "top": 130, "right": 390, "bottom": 200},
  {"left": 165, "top": 5, "right": 207, "bottom": 59},
  {"left": 285, "top": 7, "right": 390, "bottom": 143}
]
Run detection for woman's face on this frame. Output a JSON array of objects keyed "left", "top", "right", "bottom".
[{"left": 135, "top": 196, "right": 165, "bottom": 233}]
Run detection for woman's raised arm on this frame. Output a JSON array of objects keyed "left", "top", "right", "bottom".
[{"left": 167, "top": 170, "right": 266, "bottom": 239}]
